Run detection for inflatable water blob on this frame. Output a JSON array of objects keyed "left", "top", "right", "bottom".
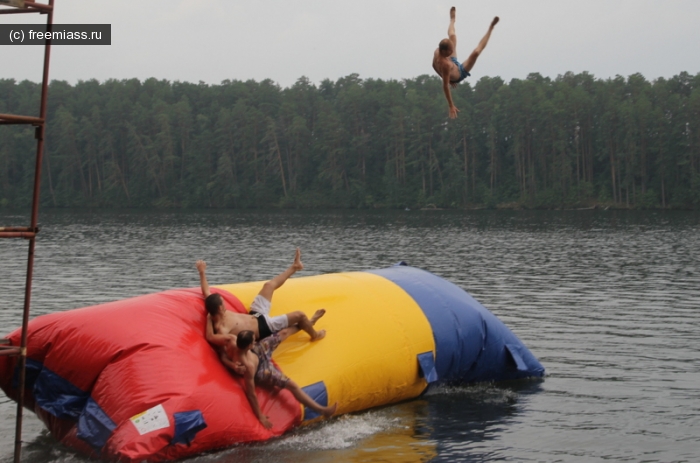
[{"left": 0, "top": 264, "right": 544, "bottom": 461}]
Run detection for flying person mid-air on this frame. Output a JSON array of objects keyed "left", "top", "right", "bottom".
[{"left": 432, "top": 7, "right": 499, "bottom": 119}]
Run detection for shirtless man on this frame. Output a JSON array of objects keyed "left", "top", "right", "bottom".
[
  {"left": 432, "top": 7, "right": 499, "bottom": 118},
  {"left": 221, "top": 327, "right": 338, "bottom": 429},
  {"left": 195, "top": 248, "right": 326, "bottom": 357}
]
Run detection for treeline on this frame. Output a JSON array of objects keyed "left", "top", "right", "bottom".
[{"left": 1, "top": 72, "right": 699, "bottom": 209}]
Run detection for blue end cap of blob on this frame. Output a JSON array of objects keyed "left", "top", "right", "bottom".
[
  {"left": 368, "top": 265, "right": 545, "bottom": 384},
  {"left": 417, "top": 352, "right": 438, "bottom": 383},
  {"left": 172, "top": 410, "right": 207, "bottom": 446},
  {"left": 77, "top": 397, "right": 116, "bottom": 450},
  {"left": 301, "top": 381, "right": 327, "bottom": 421},
  {"left": 32, "top": 365, "right": 89, "bottom": 420}
]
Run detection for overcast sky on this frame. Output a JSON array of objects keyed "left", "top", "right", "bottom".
[{"left": 2, "top": 0, "right": 699, "bottom": 88}]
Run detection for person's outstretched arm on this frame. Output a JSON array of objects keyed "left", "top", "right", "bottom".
[
  {"left": 195, "top": 260, "right": 211, "bottom": 297},
  {"left": 442, "top": 71, "right": 459, "bottom": 119},
  {"left": 243, "top": 370, "right": 273, "bottom": 429}
]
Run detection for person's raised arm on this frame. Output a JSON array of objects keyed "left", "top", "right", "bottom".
[
  {"left": 195, "top": 260, "right": 211, "bottom": 297},
  {"left": 441, "top": 70, "right": 459, "bottom": 119},
  {"left": 242, "top": 370, "right": 273, "bottom": 429}
]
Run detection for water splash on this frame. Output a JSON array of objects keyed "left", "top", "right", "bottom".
[{"left": 270, "top": 412, "right": 404, "bottom": 450}]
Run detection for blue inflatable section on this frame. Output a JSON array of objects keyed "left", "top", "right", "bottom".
[
  {"left": 300, "top": 381, "right": 328, "bottom": 420},
  {"left": 77, "top": 398, "right": 116, "bottom": 450},
  {"left": 172, "top": 411, "right": 208, "bottom": 446},
  {"left": 368, "top": 265, "right": 544, "bottom": 383}
]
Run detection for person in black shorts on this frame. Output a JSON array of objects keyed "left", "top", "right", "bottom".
[{"left": 195, "top": 249, "right": 326, "bottom": 372}]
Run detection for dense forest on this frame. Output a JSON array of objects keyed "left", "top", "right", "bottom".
[{"left": 1, "top": 72, "right": 699, "bottom": 209}]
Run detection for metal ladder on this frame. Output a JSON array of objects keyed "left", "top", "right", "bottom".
[{"left": 0, "top": 1, "right": 55, "bottom": 462}]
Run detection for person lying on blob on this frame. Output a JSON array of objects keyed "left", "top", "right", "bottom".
[
  {"left": 222, "top": 328, "right": 337, "bottom": 429},
  {"left": 195, "top": 248, "right": 326, "bottom": 358},
  {"left": 195, "top": 248, "right": 328, "bottom": 418}
]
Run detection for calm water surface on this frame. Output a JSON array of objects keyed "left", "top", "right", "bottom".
[{"left": 1, "top": 209, "right": 699, "bottom": 462}]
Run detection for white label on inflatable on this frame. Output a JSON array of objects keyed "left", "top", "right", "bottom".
[{"left": 130, "top": 404, "right": 170, "bottom": 435}]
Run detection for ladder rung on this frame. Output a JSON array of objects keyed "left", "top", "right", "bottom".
[
  {"left": 0, "top": 346, "right": 21, "bottom": 357},
  {"left": 0, "top": 0, "right": 25, "bottom": 6},
  {"left": 0, "top": 226, "right": 39, "bottom": 239},
  {"left": 0, "top": 227, "right": 38, "bottom": 232},
  {"left": 0, "top": 232, "right": 36, "bottom": 239},
  {"left": 0, "top": 113, "right": 44, "bottom": 125},
  {"left": 0, "top": 1, "right": 53, "bottom": 14},
  {"left": 24, "top": 1, "right": 53, "bottom": 12}
]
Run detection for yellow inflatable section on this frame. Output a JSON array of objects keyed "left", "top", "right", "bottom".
[{"left": 216, "top": 271, "right": 436, "bottom": 420}]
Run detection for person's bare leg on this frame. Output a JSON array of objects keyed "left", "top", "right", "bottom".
[
  {"left": 276, "top": 325, "right": 300, "bottom": 343},
  {"left": 310, "top": 309, "right": 326, "bottom": 325},
  {"left": 286, "top": 380, "right": 338, "bottom": 418},
  {"left": 258, "top": 247, "right": 304, "bottom": 302},
  {"left": 286, "top": 311, "right": 326, "bottom": 341},
  {"left": 448, "top": 6, "right": 457, "bottom": 57},
  {"left": 463, "top": 16, "right": 499, "bottom": 73}
]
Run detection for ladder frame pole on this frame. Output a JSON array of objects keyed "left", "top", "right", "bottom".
[{"left": 13, "top": 2, "right": 54, "bottom": 462}]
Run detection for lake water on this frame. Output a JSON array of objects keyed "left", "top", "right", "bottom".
[{"left": 1, "top": 209, "right": 699, "bottom": 463}]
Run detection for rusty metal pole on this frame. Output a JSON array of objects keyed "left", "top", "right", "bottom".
[{"left": 14, "top": 2, "right": 53, "bottom": 462}]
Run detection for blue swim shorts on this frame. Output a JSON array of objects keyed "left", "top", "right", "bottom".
[{"left": 450, "top": 57, "right": 471, "bottom": 83}]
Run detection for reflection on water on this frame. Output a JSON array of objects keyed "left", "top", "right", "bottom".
[{"left": 1, "top": 209, "right": 699, "bottom": 463}]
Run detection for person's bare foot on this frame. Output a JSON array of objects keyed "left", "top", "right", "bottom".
[
  {"left": 491, "top": 16, "right": 499, "bottom": 28},
  {"left": 311, "top": 329, "right": 326, "bottom": 341},
  {"left": 450, "top": 6, "right": 456, "bottom": 21},
  {"left": 310, "top": 309, "right": 326, "bottom": 325},
  {"left": 323, "top": 402, "right": 338, "bottom": 418},
  {"left": 292, "top": 247, "right": 304, "bottom": 272}
]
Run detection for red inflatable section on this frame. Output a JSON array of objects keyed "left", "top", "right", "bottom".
[{"left": 0, "top": 288, "right": 301, "bottom": 461}]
